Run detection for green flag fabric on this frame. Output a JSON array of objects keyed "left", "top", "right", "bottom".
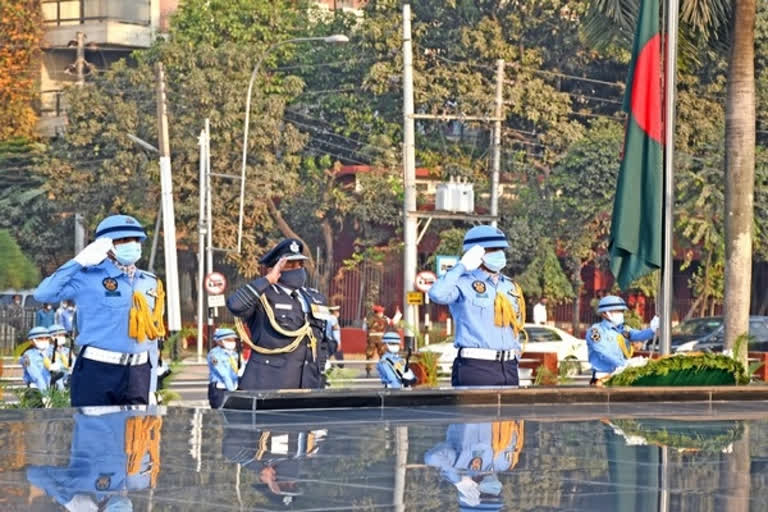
[{"left": 609, "top": 0, "right": 663, "bottom": 290}]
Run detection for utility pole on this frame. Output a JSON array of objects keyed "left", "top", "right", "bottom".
[
  {"left": 205, "top": 119, "right": 215, "bottom": 346},
  {"left": 74, "top": 32, "right": 86, "bottom": 252},
  {"left": 490, "top": 59, "right": 504, "bottom": 227},
  {"left": 401, "top": 3, "right": 418, "bottom": 351},
  {"left": 155, "top": 62, "right": 182, "bottom": 349},
  {"left": 197, "top": 129, "right": 207, "bottom": 362}
]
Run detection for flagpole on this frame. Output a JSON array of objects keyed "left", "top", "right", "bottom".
[{"left": 660, "top": 0, "right": 680, "bottom": 355}]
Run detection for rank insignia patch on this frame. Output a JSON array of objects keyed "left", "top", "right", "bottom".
[
  {"left": 590, "top": 329, "right": 601, "bottom": 343},
  {"left": 95, "top": 474, "right": 112, "bottom": 491},
  {"left": 102, "top": 278, "right": 118, "bottom": 292},
  {"left": 472, "top": 281, "right": 486, "bottom": 294}
]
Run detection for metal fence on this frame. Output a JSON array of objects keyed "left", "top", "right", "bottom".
[{"left": 0, "top": 308, "right": 36, "bottom": 355}]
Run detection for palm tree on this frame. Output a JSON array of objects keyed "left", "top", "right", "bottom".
[{"left": 585, "top": 0, "right": 756, "bottom": 367}]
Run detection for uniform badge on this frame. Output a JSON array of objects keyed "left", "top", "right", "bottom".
[
  {"left": 102, "top": 278, "right": 118, "bottom": 292},
  {"left": 590, "top": 329, "right": 601, "bottom": 343},
  {"left": 211, "top": 357, "right": 218, "bottom": 365},
  {"left": 95, "top": 474, "right": 112, "bottom": 491},
  {"left": 472, "top": 281, "right": 486, "bottom": 294},
  {"left": 290, "top": 241, "right": 300, "bottom": 253},
  {"left": 469, "top": 456, "right": 483, "bottom": 471}
]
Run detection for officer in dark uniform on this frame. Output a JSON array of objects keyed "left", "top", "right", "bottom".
[{"left": 226, "top": 238, "right": 336, "bottom": 391}]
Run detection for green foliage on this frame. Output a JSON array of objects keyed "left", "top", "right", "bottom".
[
  {"left": 0, "top": 229, "right": 40, "bottom": 288},
  {"left": 3, "top": 387, "right": 70, "bottom": 409},
  {"left": 324, "top": 366, "right": 359, "bottom": 388},
  {"left": 516, "top": 240, "right": 574, "bottom": 304},
  {"left": 414, "top": 350, "right": 439, "bottom": 387},
  {"left": 610, "top": 418, "right": 744, "bottom": 452},
  {"left": 156, "top": 389, "right": 181, "bottom": 405},
  {"left": 606, "top": 353, "right": 750, "bottom": 386}
]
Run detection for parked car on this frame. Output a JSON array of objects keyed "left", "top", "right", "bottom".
[
  {"left": 420, "top": 324, "right": 590, "bottom": 376},
  {"left": 674, "top": 316, "right": 768, "bottom": 353}
]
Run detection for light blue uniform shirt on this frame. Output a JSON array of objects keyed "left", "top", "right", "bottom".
[
  {"left": 26, "top": 408, "right": 159, "bottom": 506},
  {"left": 20, "top": 349, "right": 50, "bottom": 391},
  {"left": 207, "top": 346, "right": 239, "bottom": 391},
  {"left": 377, "top": 352, "right": 407, "bottom": 388},
  {"left": 34, "top": 259, "right": 160, "bottom": 355},
  {"left": 586, "top": 319, "right": 655, "bottom": 373},
  {"left": 424, "top": 423, "right": 520, "bottom": 483},
  {"left": 428, "top": 263, "right": 522, "bottom": 353}
]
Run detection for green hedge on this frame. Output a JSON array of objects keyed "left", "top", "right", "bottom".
[{"left": 606, "top": 353, "right": 750, "bottom": 386}]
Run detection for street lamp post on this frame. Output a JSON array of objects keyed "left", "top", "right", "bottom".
[{"left": 236, "top": 34, "right": 349, "bottom": 254}]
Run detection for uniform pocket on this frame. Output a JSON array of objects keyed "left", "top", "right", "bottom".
[{"left": 471, "top": 297, "right": 493, "bottom": 309}]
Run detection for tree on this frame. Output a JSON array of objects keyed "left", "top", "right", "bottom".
[
  {"left": 585, "top": 0, "right": 757, "bottom": 372},
  {"left": 515, "top": 240, "right": 574, "bottom": 304},
  {"left": 0, "top": 229, "right": 40, "bottom": 289},
  {"left": 549, "top": 118, "right": 626, "bottom": 332},
  {"left": 0, "top": 0, "right": 42, "bottom": 139}
]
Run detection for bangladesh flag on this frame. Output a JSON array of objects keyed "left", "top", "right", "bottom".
[{"left": 609, "top": 0, "right": 663, "bottom": 290}]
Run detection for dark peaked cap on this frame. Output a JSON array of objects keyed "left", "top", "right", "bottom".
[{"left": 260, "top": 238, "right": 309, "bottom": 267}]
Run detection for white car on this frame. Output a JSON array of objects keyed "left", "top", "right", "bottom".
[{"left": 420, "top": 323, "right": 590, "bottom": 376}]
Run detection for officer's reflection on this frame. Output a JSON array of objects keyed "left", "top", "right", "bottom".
[
  {"left": 425, "top": 421, "right": 524, "bottom": 511},
  {"left": 26, "top": 406, "right": 163, "bottom": 511},
  {"left": 223, "top": 430, "right": 325, "bottom": 507},
  {"left": 222, "top": 415, "right": 326, "bottom": 508}
]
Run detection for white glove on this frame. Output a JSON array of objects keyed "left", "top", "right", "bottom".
[
  {"left": 237, "top": 364, "right": 246, "bottom": 377},
  {"left": 324, "top": 360, "right": 331, "bottom": 372},
  {"left": 460, "top": 244, "right": 485, "bottom": 272},
  {"left": 455, "top": 477, "right": 481, "bottom": 506},
  {"left": 49, "top": 362, "right": 62, "bottom": 372},
  {"left": 64, "top": 495, "right": 98, "bottom": 512},
  {"left": 42, "top": 396, "right": 52, "bottom": 408},
  {"left": 74, "top": 237, "right": 113, "bottom": 267},
  {"left": 649, "top": 315, "right": 660, "bottom": 332}
]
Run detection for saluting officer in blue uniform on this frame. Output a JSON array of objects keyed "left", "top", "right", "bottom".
[
  {"left": 207, "top": 328, "right": 241, "bottom": 409},
  {"left": 48, "top": 323, "right": 72, "bottom": 390},
  {"left": 34, "top": 214, "right": 165, "bottom": 407},
  {"left": 425, "top": 421, "right": 525, "bottom": 511},
  {"left": 226, "top": 238, "right": 336, "bottom": 391},
  {"left": 19, "top": 326, "right": 54, "bottom": 394},
  {"left": 429, "top": 225, "right": 525, "bottom": 387},
  {"left": 377, "top": 331, "right": 417, "bottom": 389},
  {"left": 587, "top": 295, "right": 659, "bottom": 383},
  {"left": 26, "top": 405, "right": 163, "bottom": 511}
]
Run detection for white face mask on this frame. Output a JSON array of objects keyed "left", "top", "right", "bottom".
[
  {"left": 606, "top": 312, "right": 625, "bottom": 326},
  {"left": 387, "top": 343, "right": 400, "bottom": 353},
  {"left": 222, "top": 340, "right": 237, "bottom": 351},
  {"left": 34, "top": 340, "right": 50, "bottom": 351}
]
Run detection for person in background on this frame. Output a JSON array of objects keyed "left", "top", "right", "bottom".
[
  {"left": 55, "top": 300, "right": 76, "bottom": 335},
  {"left": 327, "top": 305, "right": 344, "bottom": 363},
  {"left": 586, "top": 295, "right": 660, "bottom": 385},
  {"left": 364, "top": 305, "right": 389, "bottom": 377},
  {"left": 35, "top": 303, "right": 55, "bottom": 328},
  {"left": 7, "top": 294, "right": 25, "bottom": 343},
  {"left": 19, "top": 326, "right": 58, "bottom": 404},
  {"left": 376, "top": 331, "right": 416, "bottom": 389},
  {"left": 533, "top": 297, "right": 548, "bottom": 326},
  {"left": 47, "top": 324, "right": 72, "bottom": 390},
  {"left": 207, "top": 328, "right": 241, "bottom": 409}
]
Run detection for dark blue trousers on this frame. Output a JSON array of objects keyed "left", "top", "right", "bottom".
[
  {"left": 451, "top": 356, "right": 519, "bottom": 387},
  {"left": 70, "top": 354, "right": 151, "bottom": 407},
  {"left": 208, "top": 383, "right": 226, "bottom": 409}
]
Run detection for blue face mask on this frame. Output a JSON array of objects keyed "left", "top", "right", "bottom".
[
  {"left": 114, "top": 241, "right": 142, "bottom": 265},
  {"left": 279, "top": 268, "right": 307, "bottom": 289},
  {"left": 482, "top": 251, "right": 507, "bottom": 272}
]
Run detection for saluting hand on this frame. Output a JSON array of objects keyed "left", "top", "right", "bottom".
[
  {"left": 460, "top": 244, "right": 485, "bottom": 271},
  {"left": 266, "top": 256, "right": 289, "bottom": 285},
  {"left": 73, "top": 237, "right": 113, "bottom": 267}
]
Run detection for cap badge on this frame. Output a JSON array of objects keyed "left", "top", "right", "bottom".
[{"left": 289, "top": 241, "right": 300, "bottom": 253}]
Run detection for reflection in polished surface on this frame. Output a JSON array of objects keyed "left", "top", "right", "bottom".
[{"left": 0, "top": 402, "right": 767, "bottom": 510}]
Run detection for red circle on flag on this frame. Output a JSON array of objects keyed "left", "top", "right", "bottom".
[{"left": 630, "top": 33, "right": 662, "bottom": 144}]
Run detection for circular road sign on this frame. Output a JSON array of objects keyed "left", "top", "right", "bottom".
[
  {"left": 415, "top": 270, "right": 437, "bottom": 292},
  {"left": 204, "top": 272, "right": 228, "bottom": 296}
]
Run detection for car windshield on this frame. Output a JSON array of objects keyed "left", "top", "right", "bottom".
[
  {"left": 527, "top": 327, "right": 562, "bottom": 342},
  {"left": 672, "top": 318, "right": 722, "bottom": 337}
]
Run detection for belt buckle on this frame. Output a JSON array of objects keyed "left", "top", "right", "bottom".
[
  {"left": 119, "top": 353, "right": 130, "bottom": 365},
  {"left": 495, "top": 351, "right": 503, "bottom": 362}
]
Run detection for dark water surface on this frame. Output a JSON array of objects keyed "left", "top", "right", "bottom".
[{"left": 1, "top": 401, "right": 766, "bottom": 511}]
